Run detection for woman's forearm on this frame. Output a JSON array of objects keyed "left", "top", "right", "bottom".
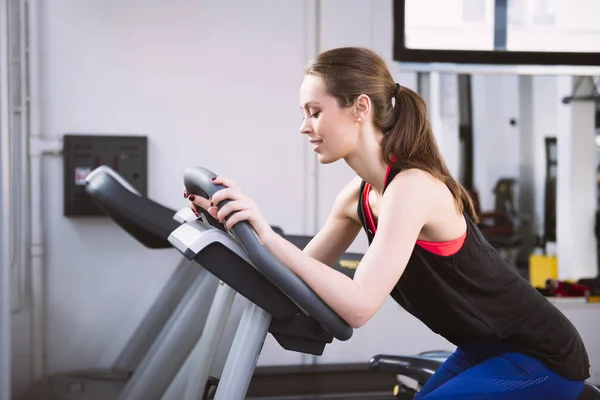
[{"left": 262, "top": 231, "right": 368, "bottom": 328}]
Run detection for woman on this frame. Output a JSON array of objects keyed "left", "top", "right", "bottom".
[{"left": 185, "top": 47, "right": 589, "bottom": 399}]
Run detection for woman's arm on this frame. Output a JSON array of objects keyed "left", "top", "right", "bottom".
[
  {"left": 262, "top": 169, "right": 431, "bottom": 328},
  {"left": 187, "top": 169, "right": 431, "bottom": 328}
]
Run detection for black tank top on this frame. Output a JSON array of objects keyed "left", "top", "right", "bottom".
[{"left": 357, "top": 168, "right": 590, "bottom": 381}]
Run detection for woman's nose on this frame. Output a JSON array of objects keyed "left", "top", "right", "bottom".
[{"left": 300, "top": 118, "right": 312, "bottom": 134}]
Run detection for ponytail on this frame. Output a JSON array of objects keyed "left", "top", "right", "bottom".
[{"left": 381, "top": 85, "right": 479, "bottom": 224}]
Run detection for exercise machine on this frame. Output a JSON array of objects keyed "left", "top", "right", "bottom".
[
  {"left": 19, "top": 166, "right": 235, "bottom": 400},
  {"left": 172, "top": 166, "right": 600, "bottom": 400},
  {"left": 369, "top": 352, "right": 452, "bottom": 398},
  {"left": 167, "top": 166, "right": 356, "bottom": 400}
]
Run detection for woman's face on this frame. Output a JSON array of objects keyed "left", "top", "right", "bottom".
[{"left": 299, "top": 74, "right": 360, "bottom": 164}]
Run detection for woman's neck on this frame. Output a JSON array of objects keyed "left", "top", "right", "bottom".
[{"left": 344, "top": 130, "right": 389, "bottom": 194}]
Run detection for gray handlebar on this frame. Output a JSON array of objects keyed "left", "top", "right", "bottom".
[{"left": 183, "top": 167, "right": 353, "bottom": 341}]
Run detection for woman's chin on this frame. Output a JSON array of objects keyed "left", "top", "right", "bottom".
[{"left": 317, "top": 153, "right": 341, "bottom": 165}]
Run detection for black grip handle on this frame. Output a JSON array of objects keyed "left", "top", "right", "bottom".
[
  {"left": 182, "top": 166, "right": 353, "bottom": 341},
  {"left": 183, "top": 168, "right": 221, "bottom": 202},
  {"left": 181, "top": 168, "right": 227, "bottom": 231}
]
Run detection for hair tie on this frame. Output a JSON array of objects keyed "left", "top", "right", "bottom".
[{"left": 391, "top": 83, "right": 401, "bottom": 108}]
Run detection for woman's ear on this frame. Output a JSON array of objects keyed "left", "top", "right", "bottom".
[{"left": 355, "top": 94, "right": 371, "bottom": 121}]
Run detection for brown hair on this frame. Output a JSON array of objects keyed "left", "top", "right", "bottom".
[{"left": 305, "top": 47, "right": 479, "bottom": 223}]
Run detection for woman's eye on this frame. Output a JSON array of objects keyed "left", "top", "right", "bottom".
[{"left": 311, "top": 111, "right": 321, "bottom": 118}]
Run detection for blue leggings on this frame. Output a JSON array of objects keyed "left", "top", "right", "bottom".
[{"left": 415, "top": 342, "right": 585, "bottom": 399}]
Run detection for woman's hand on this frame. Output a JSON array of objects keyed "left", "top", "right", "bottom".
[
  {"left": 184, "top": 176, "right": 274, "bottom": 240},
  {"left": 183, "top": 188, "right": 216, "bottom": 220}
]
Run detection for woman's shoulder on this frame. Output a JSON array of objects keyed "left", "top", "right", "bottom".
[
  {"left": 386, "top": 168, "right": 467, "bottom": 237},
  {"left": 386, "top": 167, "right": 439, "bottom": 193},
  {"left": 385, "top": 168, "right": 453, "bottom": 210}
]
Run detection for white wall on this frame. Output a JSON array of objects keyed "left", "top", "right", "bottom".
[
  {"left": 472, "top": 74, "right": 521, "bottom": 211},
  {"left": 13, "top": 0, "right": 311, "bottom": 395},
  {"left": 10, "top": 0, "right": 600, "bottom": 397}
]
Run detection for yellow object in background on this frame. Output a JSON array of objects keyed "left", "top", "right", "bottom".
[
  {"left": 338, "top": 259, "right": 359, "bottom": 270},
  {"left": 529, "top": 254, "right": 558, "bottom": 288}
]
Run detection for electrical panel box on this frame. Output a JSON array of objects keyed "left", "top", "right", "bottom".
[{"left": 63, "top": 134, "right": 148, "bottom": 216}]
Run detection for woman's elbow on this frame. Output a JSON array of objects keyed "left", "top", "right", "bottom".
[
  {"left": 348, "top": 318, "right": 367, "bottom": 329},
  {"left": 346, "top": 307, "right": 375, "bottom": 329}
]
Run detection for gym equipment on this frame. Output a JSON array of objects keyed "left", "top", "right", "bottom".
[
  {"left": 170, "top": 166, "right": 598, "bottom": 399},
  {"left": 476, "top": 178, "right": 523, "bottom": 270},
  {"left": 544, "top": 137, "right": 557, "bottom": 243},
  {"left": 168, "top": 166, "right": 354, "bottom": 400},
  {"left": 159, "top": 277, "right": 243, "bottom": 400},
  {"left": 19, "top": 166, "right": 227, "bottom": 400},
  {"left": 369, "top": 352, "right": 451, "bottom": 398},
  {"left": 369, "top": 353, "right": 600, "bottom": 399}
]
